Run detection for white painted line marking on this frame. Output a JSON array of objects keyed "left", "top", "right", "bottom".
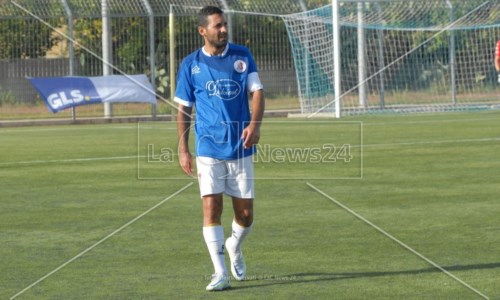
[
  {"left": 10, "top": 183, "right": 194, "bottom": 299},
  {"left": 307, "top": 182, "right": 489, "bottom": 300}
]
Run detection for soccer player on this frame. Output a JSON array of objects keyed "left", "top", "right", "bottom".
[
  {"left": 496, "top": 39, "right": 500, "bottom": 82},
  {"left": 174, "top": 6, "right": 265, "bottom": 291}
]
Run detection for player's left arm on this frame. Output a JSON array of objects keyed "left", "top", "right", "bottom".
[{"left": 242, "top": 88, "right": 265, "bottom": 149}]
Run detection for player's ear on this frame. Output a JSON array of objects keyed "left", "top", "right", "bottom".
[{"left": 198, "top": 26, "right": 205, "bottom": 37}]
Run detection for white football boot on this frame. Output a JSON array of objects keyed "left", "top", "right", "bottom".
[
  {"left": 225, "top": 237, "right": 246, "bottom": 281},
  {"left": 206, "top": 273, "right": 230, "bottom": 291}
]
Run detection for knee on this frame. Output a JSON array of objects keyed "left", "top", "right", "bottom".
[{"left": 235, "top": 208, "right": 253, "bottom": 227}]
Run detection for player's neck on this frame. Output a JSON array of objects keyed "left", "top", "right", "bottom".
[{"left": 203, "top": 44, "right": 228, "bottom": 56}]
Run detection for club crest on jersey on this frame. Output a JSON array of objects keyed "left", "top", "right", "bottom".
[
  {"left": 206, "top": 79, "right": 242, "bottom": 100},
  {"left": 234, "top": 60, "right": 247, "bottom": 73}
]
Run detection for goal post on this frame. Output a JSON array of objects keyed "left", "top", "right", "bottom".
[
  {"left": 333, "top": 0, "right": 341, "bottom": 118},
  {"left": 283, "top": 0, "right": 500, "bottom": 117}
]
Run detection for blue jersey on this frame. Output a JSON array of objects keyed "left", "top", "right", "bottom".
[{"left": 175, "top": 44, "right": 261, "bottom": 160}]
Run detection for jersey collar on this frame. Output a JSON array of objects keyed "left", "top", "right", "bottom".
[{"left": 202, "top": 44, "right": 229, "bottom": 57}]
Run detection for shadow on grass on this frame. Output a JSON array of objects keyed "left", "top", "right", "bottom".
[{"left": 228, "top": 262, "right": 500, "bottom": 290}]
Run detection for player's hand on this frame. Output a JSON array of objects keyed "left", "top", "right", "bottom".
[
  {"left": 179, "top": 151, "right": 195, "bottom": 177},
  {"left": 241, "top": 124, "right": 261, "bottom": 149}
]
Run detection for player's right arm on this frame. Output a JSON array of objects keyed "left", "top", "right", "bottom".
[
  {"left": 177, "top": 104, "right": 194, "bottom": 177},
  {"left": 175, "top": 57, "right": 196, "bottom": 176}
]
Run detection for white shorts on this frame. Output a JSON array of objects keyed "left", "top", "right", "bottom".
[{"left": 196, "top": 156, "right": 254, "bottom": 199}]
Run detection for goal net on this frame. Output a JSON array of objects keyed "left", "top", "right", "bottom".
[{"left": 282, "top": 0, "right": 500, "bottom": 116}]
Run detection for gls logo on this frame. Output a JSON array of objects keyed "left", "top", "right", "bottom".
[
  {"left": 206, "top": 79, "right": 241, "bottom": 100},
  {"left": 47, "top": 90, "right": 88, "bottom": 109}
]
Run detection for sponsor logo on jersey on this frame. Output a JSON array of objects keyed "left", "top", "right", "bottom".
[{"left": 206, "top": 79, "right": 242, "bottom": 100}]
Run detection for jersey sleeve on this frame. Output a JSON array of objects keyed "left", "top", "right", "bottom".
[
  {"left": 247, "top": 72, "right": 264, "bottom": 93},
  {"left": 174, "top": 59, "right": 195, "bottom": 107},
  {"left": 245, "top": 49, "right": 264, "bottom": 92}
]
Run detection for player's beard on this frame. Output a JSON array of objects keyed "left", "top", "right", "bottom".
[{"left": 210, "top": 33, "right": 228, "bottom": 50}]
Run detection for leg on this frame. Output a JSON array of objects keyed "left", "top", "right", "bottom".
[
  {"left": 232, "top": 197, "right": 253, "bottom": 227},
  {"left": 196, "top": 157, "right": 230, "bottom": 290},
  {"left": 226, "top": 197, "right": 254, "bottom": 281},
  {"left": 203, "top": 194, "right": 230, "bottom": 290},
  {"left": 226, "top": 156, "right": 255, "bottom": 227},
  {"left": 203, "top": 193, "right": 224, "bottom": 226},
  {"left": 224, "top": 156, "right": 255, "bottom": 281}
]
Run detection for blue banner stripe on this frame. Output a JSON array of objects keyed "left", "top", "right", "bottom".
[
  {"left": 28, "top": 75, "right": 156, "bottom": 113},
  {"left": 28, "top": 77, "right": 102, "bottom": 113}
]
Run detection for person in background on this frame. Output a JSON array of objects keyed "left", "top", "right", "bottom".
[{"left": 495, "top": 39, "right": 500, "bottom": 82}]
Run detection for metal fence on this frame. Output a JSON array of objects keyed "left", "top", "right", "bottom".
[{"left": 0, "top": 0, "right": 322, "bottom": 120}]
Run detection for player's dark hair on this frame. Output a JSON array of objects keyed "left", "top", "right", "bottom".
[{"left": 198, "top": 6, "right": 223, "bottom": 27}]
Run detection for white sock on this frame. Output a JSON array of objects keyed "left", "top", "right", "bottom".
[
  {"left": 203, "top": 225, "right": 227, "bottom": 275},
  {"left": 230, "top": 220, "right": 253, "bottom": 251}
]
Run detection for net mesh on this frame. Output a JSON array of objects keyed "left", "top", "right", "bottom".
[{"left": 282, "top": 0, "right": 500, "bottom": 115}]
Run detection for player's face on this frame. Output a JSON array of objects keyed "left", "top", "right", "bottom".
[{"left": 199, "top": 13, "right": 228, "bottom": 50}]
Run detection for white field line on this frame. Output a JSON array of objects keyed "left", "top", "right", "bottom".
[
  {"left": 0, "top": 155, "right": 143, "bottom": 166},
  {"left": 1, "top": 136, "right": 498, "bottom": 167},
  {"left": 360, "top": 137, "right": 500, "bottom": 149},
  {"left": 307, "top": 183, "right": 489, "bottom": 300},
  {"left": 361, "top": 116, "right": 500, "bottom": 126},
  {"left": 0, "top": 126, "right": 136, "bottom": 133},
  {"left": 0, "top": 126, "right": 177, "bottom": 133},
  {"left": 9, "top": 182, "right": 194, "bottom": 300},
  {"left": 1, "top": 115, "right": 497, "bottom": 134}
]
